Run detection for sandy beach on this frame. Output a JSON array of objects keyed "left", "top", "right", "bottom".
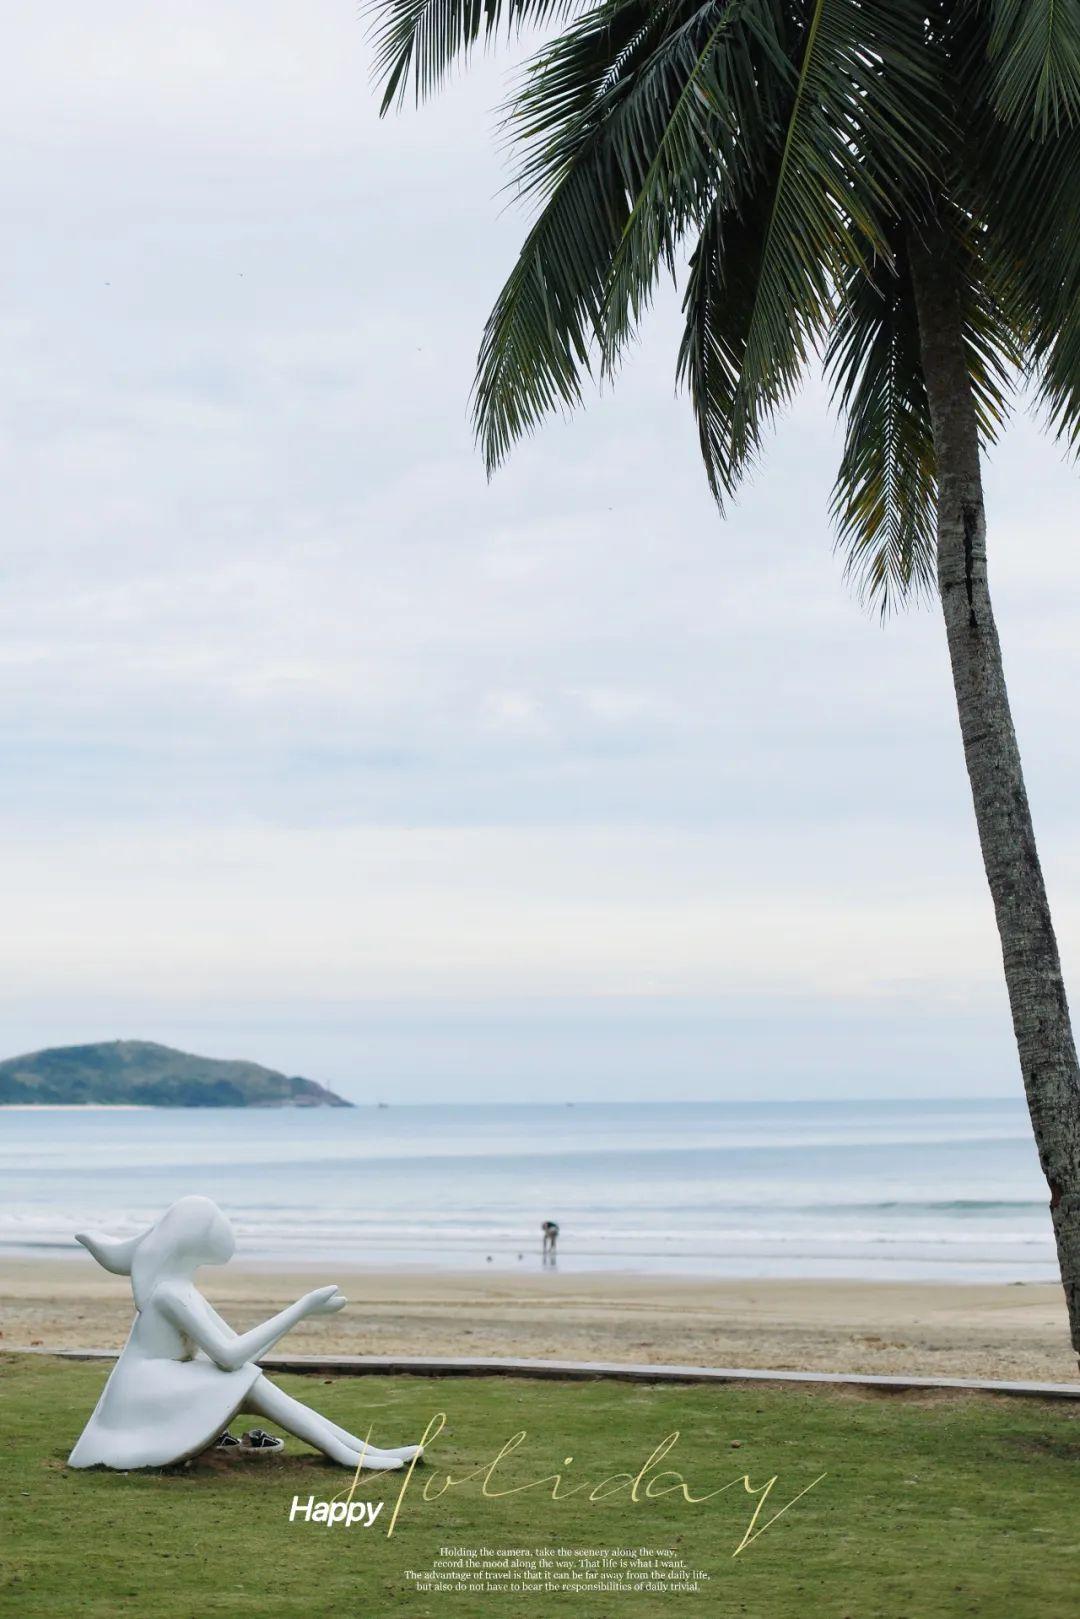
[{"left": 1, "top": 1257, "right": 1075, "bottom": 1383}]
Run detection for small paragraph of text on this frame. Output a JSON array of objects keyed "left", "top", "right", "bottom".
[{"left": 404, "top": 1545, "right": 709, "bottom": 1595}]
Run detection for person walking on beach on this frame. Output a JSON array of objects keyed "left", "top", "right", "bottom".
[{"left": 541, "top": 1220, "right": 559, "bottom": 1264}]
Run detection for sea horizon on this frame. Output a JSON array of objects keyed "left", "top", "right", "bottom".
[{"left": 0, "top": 1096, "right": 1054, "bottom": 1284}]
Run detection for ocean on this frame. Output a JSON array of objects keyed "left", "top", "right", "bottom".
[{"left": 0, "top": 1097, "right": 1056, "bottom": 1282}]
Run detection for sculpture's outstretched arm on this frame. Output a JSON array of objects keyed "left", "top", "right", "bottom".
[
  {"left": 201, "top": 1299, "right": 238, "bottom": 1338},
  {"left": 198, "top": 1298, "right": 297, "bottom": 1361},
  {"left": 158, "top": 1282, "right": 346, "bottom": 1371}
]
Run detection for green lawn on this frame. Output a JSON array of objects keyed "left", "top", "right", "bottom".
[{"left": 3, "top": 1354, "right": 1078, "bottom": 1617}]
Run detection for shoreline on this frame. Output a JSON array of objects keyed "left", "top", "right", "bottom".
[
  {"left": 1, "top": 1244, "right": 1056, "bottom": 1283},
  {"left": 2, "top": 1257, "right": 1073, "bottom": 1384}
]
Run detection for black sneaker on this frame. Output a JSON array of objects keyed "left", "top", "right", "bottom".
[{"left": 242, "top": 1429, "right": 284, "bottom": 1452}]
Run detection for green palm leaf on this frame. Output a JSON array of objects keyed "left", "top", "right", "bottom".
[
  {"left": 985, "top": 0, "right": 1080, "bottom": 135},
  {"left": 472, "top": 148, "right": 630, "bottom": 469},
  {"left": 982, "top": 118, "right": 1080, "bottom": 443},
  {"left": 473, "top": 0, "right": 783, "bottom": 470},
  {"left": 827, "top": 210, "right": 1020, "bottom": 612},
  {"left": 826, "top": 253, "right": 937, "bottom": 613},
  {"left": 675, "top": 183, "right": 776, "bottom": 502},
  {"left": 371, "top": 0, "right": 578, "bottom": 110},
  {"left": 726, "top": 0, "right": 944, "bottom": 476},
  {"left": 596, "top": 0, "right": 794, "bottom": 368},
  {"left": 471, "top": 0, "right": 665, "bottom": 468}
]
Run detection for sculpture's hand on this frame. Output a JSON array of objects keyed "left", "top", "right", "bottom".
[{"left": 301, "top": 1284, "right": 347, "bottom": 1318}]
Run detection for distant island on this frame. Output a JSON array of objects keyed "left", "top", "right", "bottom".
[{"left": 0, "top": 1040, "right": 353, "bottom": 1108}]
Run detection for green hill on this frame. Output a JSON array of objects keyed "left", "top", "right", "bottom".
[{"left": 0, "top": 1040, "right": 353, "bottom": 1108}]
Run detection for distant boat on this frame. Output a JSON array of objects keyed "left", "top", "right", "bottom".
[{"left": 376, "top": 1101, "right": 389, "bottom": 1109}]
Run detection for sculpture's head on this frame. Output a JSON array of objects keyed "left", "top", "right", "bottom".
[{"left": 76, "top": 1195, "right": 236, "bottom": 1306}]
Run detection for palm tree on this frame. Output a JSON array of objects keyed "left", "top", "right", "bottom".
[{"left": 368, "top": 0, "right": 1080, "bottom": 1353}]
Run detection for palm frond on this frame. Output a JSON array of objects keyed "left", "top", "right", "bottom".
[
  {"left": 826, "top": 253, "right": 937, "bottom": 613},
  {"left": 506, "top": 0, "right": 679, "bottom": 199},
  {"left": 1037, "top": 278, "right": 1080, "bottom": 447},
  {"left": 980, "top": 117, "right": 1080, "bottom": 444},
  {"left": 478, "top": 0, "right": 947, "bottom": 497},
  {"left": 826, "top": 211, "right": 1020, "bottom": 613},
  {"left": 984, "top": 0, "right": 1080, "bottom": 136},
  {"left": 472, "top": 0, "right": 785, "bottom": 470},
  {"left": 675, "top": 184, "right": 777, "bottom": 503},
  {"left": 472, "top": 143, "right": 629, "bottom": 469},
  {"left": 955, "top": 235, "right": 1023, "bottom": 448},
  {"left": 471, "top": 0, "right": 667, "bottom": 469},
  {"left": 935, "top": 0, "right": 1079, "bottom": 444},
  {"left": 597, "top": 0, "right": 795, "bottom": 370},
  {"left": 370, "top": 0, "right": 577, "bottom": 111},
  {"left": 728, "top": 0, "right": 944, "bottom": 475}
]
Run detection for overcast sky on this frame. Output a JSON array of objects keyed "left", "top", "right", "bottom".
[{"left": 1, "top": 1, "right": 1077, "bottom": 1100}]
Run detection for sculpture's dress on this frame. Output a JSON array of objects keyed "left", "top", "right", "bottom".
[{"left": 68, "top": 1284, "right": 260, "bottom": 1470}]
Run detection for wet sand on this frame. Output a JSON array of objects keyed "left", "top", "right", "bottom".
[{"left": 1, "top": 1258, "right": 1075, "bottom": 1382}]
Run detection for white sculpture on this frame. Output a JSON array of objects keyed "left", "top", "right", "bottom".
[{"left": 68, "top": 1195, "right": 422, "bottom": 1471}]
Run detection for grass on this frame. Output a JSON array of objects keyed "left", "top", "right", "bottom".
[{"left": 3, "top": 1354, "right": 1079, "bottom": 1617}]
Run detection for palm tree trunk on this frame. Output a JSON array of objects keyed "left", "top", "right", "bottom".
[{"left": 908, "top": 222, "right": 1080, "bottom": 1361}]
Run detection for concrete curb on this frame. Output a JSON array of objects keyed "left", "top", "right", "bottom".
[{"left": 10, "top": 1346, "right": 1080, "bottom": 1400}]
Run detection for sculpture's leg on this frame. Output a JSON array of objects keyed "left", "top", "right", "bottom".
[
  {"left": 242, "top": 1375, "right": 402, "bottom": 1470},
  {"left": 317, "top": 1412, "right": 424, "bottom": 1463}
]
